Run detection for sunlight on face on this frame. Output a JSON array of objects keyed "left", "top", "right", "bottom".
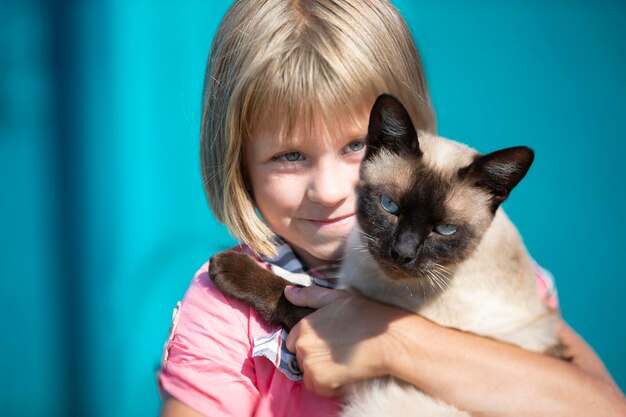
[{"left": 246, "top": 113, "right": 370, "bottom": 268}]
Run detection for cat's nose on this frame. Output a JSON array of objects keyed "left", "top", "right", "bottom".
[
  {"left": 390, "top": 246, "right": 414, "bottom": 265},
  {"left": 391, "top": 232, "right": 420, "bottom": 265}
]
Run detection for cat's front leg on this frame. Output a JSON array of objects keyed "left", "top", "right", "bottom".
[{"left": 209, "top": 251, "right": 314, "bottom": 329}]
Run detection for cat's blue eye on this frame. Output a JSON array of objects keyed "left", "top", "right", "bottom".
[
  {"left": 380, "top": 194, "right": 400, "bottom": 215},
  {"left": 433, "top": 225, "right": 458, "bottom": 236},
  {"left": 278, "top": 152, "right": 304, "bottom": 162}
]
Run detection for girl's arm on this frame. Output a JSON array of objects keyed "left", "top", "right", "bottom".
[
  {"left": 157, "top": 264, "right": 260, "bottom": 417},
  {"left": 160, "top": 393, "right": 206, "bottom": 417},
  {"left": 284, "top": 286, "right": 626, "bottom": 416}
]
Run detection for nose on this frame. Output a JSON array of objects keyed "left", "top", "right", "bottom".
[
  {"left": 390, "top": 232, "right": 420, "bottom": 265},
  {"left": 307, "top": 159, "right": 355, "bottom": 207},
  {"left": 390, "top": 247, "right": 413, "bottom": 265}
]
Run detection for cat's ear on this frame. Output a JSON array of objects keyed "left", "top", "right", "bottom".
[
  {"left": 460, "top": 146, "right": 534, "bottom": 209},
  {"left": 365, "top": 94, "right": 421, "bottom": 160}
]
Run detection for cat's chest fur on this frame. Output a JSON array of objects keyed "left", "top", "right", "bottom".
[{"left": 340, "top": 211, "right": 558, "bottom": 353}]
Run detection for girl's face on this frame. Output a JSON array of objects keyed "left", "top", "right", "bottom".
[{"left": 246, "top": 114, "right": 369, "bottom": 268}]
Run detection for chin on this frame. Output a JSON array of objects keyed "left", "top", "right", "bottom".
[
  {"left": 294, "top": 238, "right": 346, "bottom": 265},
  {"left": 312, "top": 246, "right": 344, "bottom": 261}
]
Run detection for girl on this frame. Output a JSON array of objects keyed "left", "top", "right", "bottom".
[{"left": 158, "top": 0, "right": 626, "bottom": 416}]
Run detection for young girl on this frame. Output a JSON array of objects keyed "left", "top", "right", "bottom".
[{"left": 158, "top": 1, "right": 626, "bottom": 416}]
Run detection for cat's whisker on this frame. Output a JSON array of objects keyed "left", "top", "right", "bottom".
[
  {"left": 353, "top": 240, "right": 371, "bottom": 255},
  {"left": 421, "top": 278, "right": 427, "bottom": 300},
  {"left": 426, "top": 271, "right": 439, "bottom": 295},
  {"left": 430, "top": 270, "right": 446, "bottom": 294},
  {"left": 436, "top": 274, "right": 451, "bottom": 293},
  {"left": 434, "top": 263, "right": 454, "bottom": 276},
  {"left": 432, "top": 263, "right": 447, "bottom": 272},
  {"left": 359, "top": 234, "right": 377, "bottom": 245},
  {"left": 356, "top": 229, "right": 379, "bottom": 245},
  {"left": 433, "top": 265, "right": 449, "bottom": 281},
  {"left": 430, "top": 272, "right": 443, "bottom": 294},
  {"left": 432, "top": 264, "right": 453, "bottom": 282},
  {"left": 428, "top": 267, "right": 449, "bottom": 294},
  {"left": 402, "top": 281, "right": 413, "bottom": 298}
]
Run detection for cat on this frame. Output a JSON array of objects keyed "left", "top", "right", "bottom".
[{"left": 209, "top": 94, "right": 563, "bottom": 416}]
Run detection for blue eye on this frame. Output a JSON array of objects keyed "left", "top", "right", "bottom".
[
  {"left": 433, "top": 225, "right": 458, "bottom": 236},
  {"left": 380, "top": 194, "right": 400, "bottom": 215},
  {"left": 279, "top": 152, "right": 303, "bottom": 162},
  {"left": 347, "top": 141, "right": 365, "bottom": 153}
]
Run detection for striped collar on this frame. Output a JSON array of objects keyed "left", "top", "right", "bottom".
[
  {"left": 259, "top": 239, "right": 342, "bottom": 289},
  {"left": 251, "top": 239, "right": 342, "bottom": 381}
]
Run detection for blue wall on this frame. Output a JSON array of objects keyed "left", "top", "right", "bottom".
[{"left": 1, "top": 1, "right": 624, "bottom": 416}]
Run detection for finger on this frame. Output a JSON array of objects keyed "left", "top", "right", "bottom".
[
  {"left": 285, "top": 322, "right": 300, "bottom": 353},
  {"left": 337, "top": 384, "right": 351, "bottom": 398},
  {"left": 304, "top": 372, "right": 343, "bottom": 398},
  {"left": 284, "top": 285, "right": 347, "bottom": 309}
]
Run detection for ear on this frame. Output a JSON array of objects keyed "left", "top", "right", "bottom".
[
  {"left": 365, "top": 94, "right": 421, "bottom": 160},
  {"left": 460, "top": 146, "right": 534, "bottom": 210}
]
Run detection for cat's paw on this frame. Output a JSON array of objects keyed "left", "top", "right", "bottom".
[
  {"left": 209, "top": 251, "right": 256, "bottom": 279},
  {"left": 208, "top": 251, "right": 313, "bottom": 329},
  {"left": 208, "top": 251, "right": 261, "bottom": 296}
]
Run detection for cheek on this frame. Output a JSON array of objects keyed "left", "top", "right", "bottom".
[
  {"left": 251, "top": 173, "right": 307, "bottom": 216},
  {"left": 426, "top": 225, "right": 477, "bottom": 264},
  {"left": 344, "top": 161, "right": 362, "bottom": 185}
]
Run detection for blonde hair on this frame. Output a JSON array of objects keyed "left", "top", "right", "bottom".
[{"left": 201, "top": 0, "right": 436, "bottom": 257}]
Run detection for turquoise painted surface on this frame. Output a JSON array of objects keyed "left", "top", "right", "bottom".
[{"left": 0, "top": 1, "right": 624, "bottom": 416}]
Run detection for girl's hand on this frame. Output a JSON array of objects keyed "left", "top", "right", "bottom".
[
  {"left": 284, "top": 286, "right": 626, "bottom": 415},
  {"left": 284, "top": 285, "right": 409, "bottom": 397}
]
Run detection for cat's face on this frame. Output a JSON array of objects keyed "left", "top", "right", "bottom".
[
  {"left": 357, "top": 95, "right": 534, "bottom": 287},
  {"left": 357, "top": 150, "right": 481, "bottom": 282}
]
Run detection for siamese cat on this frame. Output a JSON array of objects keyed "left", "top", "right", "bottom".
[{"left": 209, "top": 95, "right": 563, "bottom": 416}]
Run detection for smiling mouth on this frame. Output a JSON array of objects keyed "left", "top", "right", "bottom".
[{"left": 306, "top": 213, "right": 356, "bottom": 226}]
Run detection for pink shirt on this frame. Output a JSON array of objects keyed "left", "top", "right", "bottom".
[
  {"left": 157, "top": 258, "right": 342, "bottom": 417},
  {"left": 157, "top": 248, "right": 558, "bottom": 416}
]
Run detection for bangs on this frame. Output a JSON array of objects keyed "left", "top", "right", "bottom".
[{"left": 238, "top": 44, "right": 387, "bottom": 145}]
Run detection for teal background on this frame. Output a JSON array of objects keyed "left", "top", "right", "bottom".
[{"left": 0, "top": 1, "right": 624, "bottom": 416}]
